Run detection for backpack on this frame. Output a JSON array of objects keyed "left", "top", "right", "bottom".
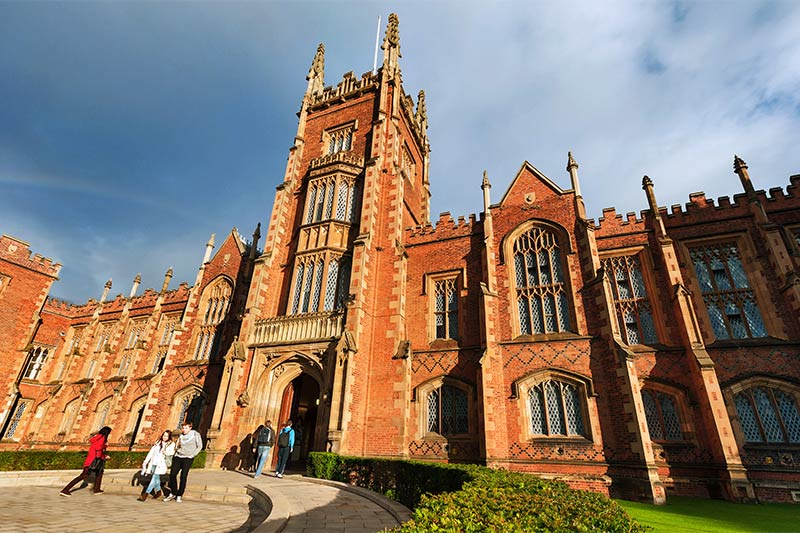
[
  {"left": 277, "top": 429, "right": 290, "bottom": 448},
  {"left": 257, "top": 426, "right": 273, "bottom": 446}
]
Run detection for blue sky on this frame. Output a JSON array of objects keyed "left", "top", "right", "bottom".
[{"left": 1, "top": 1, "right": 799, "bottom": 303}]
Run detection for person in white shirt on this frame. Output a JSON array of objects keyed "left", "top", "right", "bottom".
[
  {"left": 138, "top": 430, "right": 175, "bottom": 501},
  {"left": 164, "top": 422, "right": 203, "bottom": 502}
]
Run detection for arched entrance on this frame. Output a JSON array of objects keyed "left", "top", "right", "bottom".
[{"left": 273, "top": 372, "right": 321, "bottom": 469}]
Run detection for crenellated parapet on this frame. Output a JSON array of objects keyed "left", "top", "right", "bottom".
[
  {"left": 0, "top": 234, "right": 62, "bottom": 278},
  {"left": 307, "top": 70, "right": 379, "bottom": 109},
  {"left": 406, "top": 211, "right": 480, "bottom": 244}
]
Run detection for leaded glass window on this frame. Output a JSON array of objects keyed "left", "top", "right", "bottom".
[
  {"left": 23, "top": 347, "right": 49, "bottom": 381},
  {"left": 602, "top": 255, "right": 657, "bottom": 344},
  {"left": 4, "top": 401, "right": 29, "bottom": 439},
  {"left": 94, "top": 323, "right": 114, "bottom": 353},
  {"left": 291, "top": 263, "right": 305, "bottom": 314},
  {"left": 117, "top": 354, "right": 131, "bottom": 376},
  {"left": 513, "top": 227, "right": 572, "bottom": 335},
  {"left": 641, "top": 389, "right": 683, "bottom": 441},
  {"left": 689, "top": 242, "right": 766, "bottom": 339},
  {"left": 292, "top": 256, "right": 350, "bottom": 314},
  {"left": 311, "top": 259, "right": 324, "bottom": 311},
  {"left": 734, "top": 386, "right": 800, "bottom": 443},
  {"left": 528, "top": 379, "right": 586, "bottom": 437},
  {"left": 60, "top": 400, "right": 79, "bottom": 435},
  {"left": 427, "top": 384, "right": 469, "bottom": 435},
  {"left": 327, "top": 127, "right": 353, "bottom": 155},
  {"left": 177, "top": 392, "right": 205, "bottom": 429},
  {"left": 433, "top": 278, "right": 459, "bottom": 340},
  {"left": 323, "top": 259, "right": 339, "bottom": 311},
  {"left": 152, "top": 350, "right": 168, "bottom": 374}
]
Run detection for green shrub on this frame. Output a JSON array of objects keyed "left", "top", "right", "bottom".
[
  {"left": 307, "top": 452, "right": 647, "bottom": 532},
  {"left": 0, "top": 450, "right": 206, "bottom": 471}
]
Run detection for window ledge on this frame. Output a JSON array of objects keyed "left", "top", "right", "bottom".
[
  {"left": 528, "top": 436, "right": 594, "bottom": 445},
  {"left": 428, "top": 339, "right": 459, "bottom": 350},
  {"left": 104, "top": 376, "right": 125, "bottom": 383},
  {"left": 421, "top": 434, "right": 472, "bottom": 442},
  {"left": 708, "top": 337, "right": 797, "bottom": 348},
  {"left": 176, "top": 359, "right": 210, "bottom": 367},
  {"left": 502, "top": 333, "right": 592, "bottom": 345},
  {"left": 743, "top": 442, "right": 800, "bottom": 450}
]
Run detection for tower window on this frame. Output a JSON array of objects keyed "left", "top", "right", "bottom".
[
  {"left": 326, "top": 125, "right": 353, "bottom": 155},
  {"left": 23, "top": 347, "right": 49, "bottom": 381},
  {"left": 431, "top": 276, "right": 459, "bottom": 340},
  {"left": 602, "top": 254, "right": 657, "bottom": 345}
]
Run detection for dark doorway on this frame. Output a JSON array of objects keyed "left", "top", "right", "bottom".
[{"left": 273, "top": 373, "right": 320, "bottom": 469}]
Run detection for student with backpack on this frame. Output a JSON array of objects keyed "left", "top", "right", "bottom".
[
  {"left": 252, "top": 420, "right": 274, "bottom": 478},
  {"left": 274, "top": 419, "right": 294, "bottom": 478}
]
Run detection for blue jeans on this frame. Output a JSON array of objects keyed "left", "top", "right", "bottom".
[
  {"left": 254, "top": 445, "right": 271, "bottom": 478},
  {"left": 276, "top": 446, "right": 291, "bottom": 475},
  {"left": 145, "top": 472, "right": 162, "bottom": 494}
]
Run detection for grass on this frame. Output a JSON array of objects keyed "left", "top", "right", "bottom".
[{"left": 617, "top": 496, "right": 800, "bottom": 533}]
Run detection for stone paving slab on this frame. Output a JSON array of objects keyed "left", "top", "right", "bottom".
[{"left": 0, "top": 469, "right": 406, "bottom": 532}]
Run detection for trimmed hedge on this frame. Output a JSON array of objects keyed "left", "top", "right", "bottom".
[
  {"left": 0, "top": 450, "right": 206, "bottom": 471},
  {"left": 307, "top": 452, "right": 648, "bottom": 532}
]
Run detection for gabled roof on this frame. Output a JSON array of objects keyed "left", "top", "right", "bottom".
[{"left": 495, "top": 161, "right": 573, "bottom": 207}]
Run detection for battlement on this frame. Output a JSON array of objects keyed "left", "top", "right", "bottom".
[
  {"left": 0, "top": 234, "right": 62, "bottom": 277},
  {"left": 308, "top": 70, "right": 378, "bottom": 109},
  {"left": 406, "top": 211, "right": 480, "bottom": 244}
]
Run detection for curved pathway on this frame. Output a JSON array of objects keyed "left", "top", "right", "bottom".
[{"left": 0, "top": 468, "right": 408, "bottom": 532}]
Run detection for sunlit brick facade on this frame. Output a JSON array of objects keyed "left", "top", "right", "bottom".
[{"left": 2, "top": 15, "right": 799, "bottom": 504}]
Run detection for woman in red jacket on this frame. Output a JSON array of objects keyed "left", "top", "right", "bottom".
[{"left": 60, "top": 426, "right": 111, "bottom": 496}]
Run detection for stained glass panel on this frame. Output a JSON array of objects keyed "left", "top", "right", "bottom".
[{"left": 753, "top": 387, "right": 785, "bottom": 442}]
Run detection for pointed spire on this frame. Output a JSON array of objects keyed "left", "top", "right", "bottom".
[
  {"left": 481, "top": 170, "right": 492, "bottom": 215},
  {"left": 249, "top": 222, "right": 262, "bottom": 260},
  {"left": 203, "top": 233, "right": 216, "bottom": 264},
  {"left": 129, "top": 273, "right": 141, "bottom": 298},
  {"left": 381, "top": 13, "right": 401, "bottom": 74},
  {"left": 642, "top": 175, "right": 667, "bottom": 237},
  {"left": 566, "top": 151, "right": 579, "bottom": 172},
  {"left": 100, "top": 279, "right": 112, "bottom": 303},
  {"left": 733, "top": 154, "right": 756, "bottom": 196},
  {"left": 306, "top": 43, "right": 325, "bottom": 95},
  {"left": 415, "top": 90, "right": 428, "bottom": 131},
  {"left": 566, "top": 151, "right": 582, "bottom": 198},
  {"left": 161, "top": 267, "right": 173, "bottom": 293}
]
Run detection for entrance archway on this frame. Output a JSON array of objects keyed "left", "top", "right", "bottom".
[{"left": 273, "top": 373, "right": 321, "bottom": 469}]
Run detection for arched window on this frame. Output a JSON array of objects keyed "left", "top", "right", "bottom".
[
  {"left": 512, "top": 227, "right": 572, "bottom": 335},
  {"left": 641, "top": 389, "right": 683, "bottom": 441},
  {"left": 94, "top": 399, "right": 112, "bottom": 431},
  {"left": 426, "top": 384, "right": 469, "bottom": 436},
  {"left": 527, "top": 379, "right": 586, "bottom": 437},
  {"left": 175, "top": 390, "right": 206, "bottom": 429},
  {"left": 4, "top": 400, "right": 31, "bottom": 440},
  {"left": 23, "top": 347, "right": 49, "bottom": 381},
  {"left": 601, "top": 254, "right": 657, "bottom": 345},
  {"left": 734, "top": 386, "right": 800, "bottom": 443},
  {"left": 193, "top": 278, "right": 232, "bottom": 360},
  {"left": 59, "top": 398, "right": 80, "bottom": 436}
]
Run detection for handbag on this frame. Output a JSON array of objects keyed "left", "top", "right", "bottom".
[{"left": 87, "top": 457, "right": 105, "bottom": 474}]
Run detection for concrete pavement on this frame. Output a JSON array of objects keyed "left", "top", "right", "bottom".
[{"left": 0, "top": 467, "right": 410, "bottom": 532}]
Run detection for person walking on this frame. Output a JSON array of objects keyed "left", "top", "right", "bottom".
[
  {"left": 59, "top": 426, "right": 111, "bottom": 496},
  {"left": 252, "top": 420, "right": 274, "bottom": 478},
  {"left": 164, "top": 422, "right": 203, "bottom": 502},
  {"left": 138, "top": 430, "right": 175, "bottom": 501},
  {"left": 274, "top": 419, "right": 294, "bottom": 478}
]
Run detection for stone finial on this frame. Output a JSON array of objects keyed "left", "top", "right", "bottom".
[
  {"left": 203, "top": 233, "right": 216, "bottom": 264},
  {"left": 383, "top": 13, "right": 399, "bottom": 48},
  {"left": 733, "top": 154, "right": 748, "bottom": 172},
  {"left": 415, "top": 90, "right": 428, "bottom": 129},
  {"left": 733, "top": 154, "right": 755, "bottom": 196},
  {"left": 642, "top": 175, "right": 653, "bottom": 188},
  {"left": 100, "top": 279, "right": 112, "bottom": 303},
  {"left": 306, "top": 43, "right": 325, "bottom": 95},
  {"left": 566, "top": 151, "right": 579, "bottom": 172},
  {"left": 104, "top": 279, "right": 113, "bottom": 289},
  {"left": 250, "top": 222, "right": 262, "bottom": 260},
  {"left": 481, "top": 170, "right": 491, "bottom": 189},
  {"left": 129, "top": 273, "right": 141, "bottom": 298},
  {"left": 482, "top": 170, "right": 492, "bottom": 215},
  {"left": 161, "top": 267, "right": 173, "bottom": 293}
]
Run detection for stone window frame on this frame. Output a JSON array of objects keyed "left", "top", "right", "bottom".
[
  {"left": 58, "top": 397, "right": 81, "bottom": 437},
  {"left": 22, "top": 345, "right": 51, "bottom": 382},
  {"left": 170, "top": 386, "right": 207, "bottom": 430},
  {"left": 66, "top": 326, "right": 85, "bottom": 356},
  {"left": 639, "top": 381, "right": 696, "bottom": 445},
  {"left": 598, "top": 246, "right": 667, "bottom": 347},
  {"left": 423, "top": 270, "right": 463, "bottom": 343},
  {"left": 514, "top": 369, "right": 597, "bottom": 443},
  {"left": 3, "top": 399, "right": 32, "bottom": 441},
  {"left": 303, "top": 173, "right": 359, "bottom": 226},
  {"left": 502, "top": 220, "right": 580, "bottom": 339},
  {"left": 123, "top": 319, "right": 147, "bottom": 350},
  {"left": 724, "top": 376, "right": 800, "bottom": 447},
  {"left": 93, "top": 396, "right": 113, "bottom": 433},
  {"left": 322, "top": 121, "right": 356, "bottom": 156},
  {"left": 93, "top": 322, "right": 116, "bottom": 353},
  {"left": 289, "top": 252, "right": 351, "bottom": 315},
  {"left": 401, "top": 143, "right": 416, "bottom": 181},
  {"left": 125, "top": 395, "right": 148, "bottom": 439},
  {"left": 0, "top": 272, "right": 10, "bottom": 299},
  {"left": 677, "top": 232, "right": 783, "bottom": 343},
  {"left": 191, "top": 276, "right": 233, "bottom": 361},
  {"left": 414, "top": 376, "right": 475, "bottom": 441}
]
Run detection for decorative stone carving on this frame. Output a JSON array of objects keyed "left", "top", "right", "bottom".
[{"left": 236, "top": 391, "right": 250, "bottom": 407}]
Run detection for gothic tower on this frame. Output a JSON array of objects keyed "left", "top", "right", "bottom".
[{"left": 208, "top": 14, "right": 430, "bottom": 462}]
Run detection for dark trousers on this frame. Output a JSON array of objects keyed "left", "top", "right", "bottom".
[
  {"left": 169, "top": 456, "right": 194, "bottom": 497},
  {"left": 62, "top": 467, "right": 103, "bottom": 493},
  {"left": 276, "top": 446, "right": 290, "bottom": 474}
]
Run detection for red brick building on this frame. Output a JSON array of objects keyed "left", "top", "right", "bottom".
[{"left": 2, "top": 15, "right": 799, "bottom": 504}]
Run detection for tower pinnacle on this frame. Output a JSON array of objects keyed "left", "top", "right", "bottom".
[
  {"left": 415, "top": 90, "right": 428, "bottom": 131},
  {"left": 381, "top": 13, "right": 401, "bottom": 74},
  {"left": 306, "top": 43, "right": 325, "bottom": 95}
]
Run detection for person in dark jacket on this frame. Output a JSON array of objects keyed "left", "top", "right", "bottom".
[
  {"left": 60, "top": 426, "right": 111, "bottom": 496},
  {"left": 274, "top": 420, "right": 294, "bottom": 478},
  {"left": 252, "top": 420, "right": 274, "bottom": 478}
]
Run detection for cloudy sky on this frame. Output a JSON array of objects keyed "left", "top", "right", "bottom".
[{"left": 1, "top": 1, "right": 799, "bottom": 303}]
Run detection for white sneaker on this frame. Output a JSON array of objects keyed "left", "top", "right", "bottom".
[
  {"left": 276, "top": 473, "right": 283, "bottom": 478},
  {"left": 164, "top": 494, "right": 175, "bottom": 502},
  {"left": 176, "top": 496, "right": 182, "bottom": 503}
]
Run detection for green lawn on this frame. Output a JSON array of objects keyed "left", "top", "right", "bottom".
[{"left": 617, "top": 496, "right": 800, "bottom": 533}]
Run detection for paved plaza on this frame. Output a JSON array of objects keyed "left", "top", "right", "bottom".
[{"left": 0, "top": 469, "right": 407, "bottom": 532}]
